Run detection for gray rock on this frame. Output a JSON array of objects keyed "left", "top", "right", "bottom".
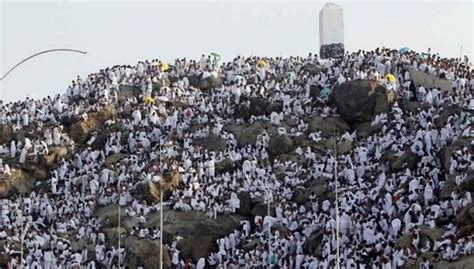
[
  {"left": 200, "top": 76, "right": 223, "bottom": 91},
  {"left": 308, "top": 116, "right": 350, "bottom": 138},
  {"left": 268, "top": 135, "right": 294, "bottom": 156},
  {"left": 331, "top": 80, "right": 390, "bottom": 124},
  {"left": 193, "top": 134, "right": 227, "bottom": 152}
]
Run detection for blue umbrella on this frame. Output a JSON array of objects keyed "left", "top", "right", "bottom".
[
  {"left": 320, "top": 87, "right": 332, "bottom": 101},
  {"left": 399, "top": 47, "right": 410, "bottom": 53}
]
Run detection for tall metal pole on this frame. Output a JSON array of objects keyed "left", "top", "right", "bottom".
[
  {"left": 118, "top": 180, "right": 121, "bottom": 268},
  {"left": 267, "top": 180, "right": 271, "bottom": 268},
  {"left": 20, "top": 212, "right": 23, "bottom": 269},
  {"left": 333, "top": 126, "right": 340, "bottom": 269},
  {"left": 160, "top": 183, "right": 163, "bottom": 269}
]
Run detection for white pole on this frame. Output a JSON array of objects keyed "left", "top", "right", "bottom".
[
  {"left": 160, "top": 183, "right": 163, "bottom": 269},
  {"left": 20, "top": 213, "right": 23, "bottom": 269},
  {"left": 118, "top": 180, "right": 121, "bottom": 268},
  {"left": 333, "top": 126, "right": 340, "bottom": 269},
  {"left": 267, "top": 181, "right": 271, "bottom": 268}
]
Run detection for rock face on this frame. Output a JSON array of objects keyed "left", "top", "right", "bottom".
[
  {"left": 215, "top": 158, "right": 235, "bottom": 174},
  {"left": 104, "top": 153, "right": 126, "bottom": 167},
  {"left": 123, "top": 236, "right": 171, "bottom": 269},
  {"left": 292, "top": 179, "right": 329, "bottom": 205},
  {"left": 41, "top": 146, "right": 70, "bottom": 168},
  {"left": 0, "top": 125, "right": 13, "bottom": 144},
  {"left": 199, "top": 76, "right": 224, "bottom": 91},
  {"left": 150, "top": 210, "right": 244, "bottom": 261},
  {"left": 314, "top": 137, "right": 353, "bottom": 156},
  {"left": 409, "top": 68, "right": 452, "bottom": 93},
  {"left": 118, "top": 85, "right": 141, "bottom": 102},
  {"left": 308, "top": 116, "right": 350, "bottom": 138},
  {"left": 237, "top": 191, "right": 252, "bottom": 216},
  {"left": 434, "top": 105, "right": 461, "bottom": 128},
  {"left": 354, "top": 122, "right": 383, "bottom": 139},
  {"left": 0, "top": 169, "right": 34, "bottom": 198},
  {"left": 193, "top": 134, "right": 227, "bottom": 152},
  {"left": 225, "top": 121, "right": 289, "bottom": 147},
  {"left": 457, "top": 204, "right": 474, "bottom": 229},
  {"left": 433, "top": 254, "right": 474, "bottom": 269},
  {"left": 68, "top": 106, "right": 116, "bottom": 144},
  {"left": 268, "top": 135, "right": 294, "bottom": 156},
  {"left": 439, "top": 138, "right": 472, "bottom": 169},
  {"left": 331, "top": 80, "right": 389, "bottom": 124},
  {"left": 385, "top": 150, "right": 419, "bottom": 171},
  {"left": 461, "top": 173, "right": 474, "bottom": 193},
  {"left": 133, "top": 166, "right": 181, "bottom": 204},
  {"left": 302, "top": 63, "right": 322, "bottom": 76},
  {"left": 303, "top": 230, "right": 324, "bottom": 256},
  {"left": 396, "top": 227, "right": 443, "bottom": 249}
]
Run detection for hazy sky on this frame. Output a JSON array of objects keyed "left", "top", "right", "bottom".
[{"left": 1, "top": 0, "right": 472, "bottom": 102}]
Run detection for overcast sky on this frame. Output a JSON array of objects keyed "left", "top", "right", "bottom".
[{"left": 1, "top": 0, "right": 472, "bottom": 102}]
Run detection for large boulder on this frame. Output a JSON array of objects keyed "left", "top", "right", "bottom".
[
  {"left": 439, "top": 138, "right": 472, "bottom": 169},
  {"left": 68, "top": 106, "right": 116, "bottom": 144},
  {"left": 133, "top": 166, "right": 181, "bottom": 204},
  {"left": 266, "top": 101, "right": 283, "bottom": 114},
  {"left": 354, "top": 122, "right": 383, "bottom": 139},
  {"left": 187, "top": 75, "right": 201, "bottom": 88},
  {"left": 104, "top": 153, "right": 126, "bottom": 167},
  {"left": 313, "top": 138, "right": 353, "bottom": 156},
  {"left": 215, "top": 158, "right": 235, "bottom": 174},
  {"left": 301, "top": 63, "right": 322, "bottom": 76},
  {"left": 399, "top": 101, "right": 431, "bottom": 114},
  {"left": 292, "top": 179, "right": 329, "bottom": 205},
  {"left": 250, "top": 97, "right": 270, "bottom": 116},
  {"left": 434, "top": 105, "right": 462, "bottom": 128},
  {"left": 433, "top": 254, "right": 474, "bottom": 269},
  {"left": 440, "top": 176, "right": 456, "bottom": 198},
  {"left": 118, "top": 85, "right": 141, "bottom": 102},
  {"left": 143, "top": 210, "right": 244, "bottom": 261},
  {"left": 461, "top": 173, "right": 474, "bottom": 193},
  {"left": 0, "top": 180, "right": 9, "bottom": 198},
  {"left": 193, "top": 134, "right": 227, "bottom": 152},
  {"left": 237, "top": 191, "right": 251, "bottom": 216},
  {"left": 225, "top": 121, "right": 291, "bottom": 147},
  {"left": 303, "top": 230, "right": 324, "bottom": 256},
  {"left": 457, "top": 203, "right": 474, "bottom": 228},
  {"left": 41, "top": 146, "right": 70, "bottom": 168},
  {"left": 409, "top": 68, "right": 453, "bottom": 93},
  {"left": 386, "top": 149, "right": 419, "bottom": 172},
  {"left": 250, "top": 202, "right": 275, "bottom": 218},
  {"left": 308, "top": 116, "right": 350, "bottom": 138},
  {"left": 331, "top": 80, "right": 389, "bottom": 124},
  {"left": 95, "top": 204, "right": 124, "bottom": 228},
  {"left": 133, "top": 181, "right": 161, "bottom": 204},
  {"left": 200, "top": 76, "right": 223, "bottom": 91},
  {"left": 309, "top": 85, "right": 321, "bottom": 100},
  {"left": 124, "top": 236, "right": 171, "bottom": 269},
  {"left": 235, "top": 97, "right": 273, "bottom": 119},
  {"left": 0, "top": 169, "right": 34, "bottom": 198},
  {"left": 0, "top": 125, "right": 13, "bottom": 144},
  {"left": 268, "top": 135, "right": 294, "bottom": 156}
]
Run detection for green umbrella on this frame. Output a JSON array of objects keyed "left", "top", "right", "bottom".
[
  {"left": 320, "top": 87, "right": 332, "bottom": 101},
  {"left": 211, "top": 52, "right": 221, "bottom": 61}
]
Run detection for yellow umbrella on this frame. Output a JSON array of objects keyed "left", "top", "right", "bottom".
[
  {"left": 386, "top": 73, "right": 396, "bottom": 83},
  {"left": 257, "top": 59, "right": 268, "bottom": 69},
  {"left": 144, "top": 96, "right": 155, "bottom": 105},
  {"left": 160, "top": 62, "right": 169, "bottom": 72}
]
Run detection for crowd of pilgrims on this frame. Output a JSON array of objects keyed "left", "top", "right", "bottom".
[{"left": 0, "top": 47, "right": 473, "bottom": 269}]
